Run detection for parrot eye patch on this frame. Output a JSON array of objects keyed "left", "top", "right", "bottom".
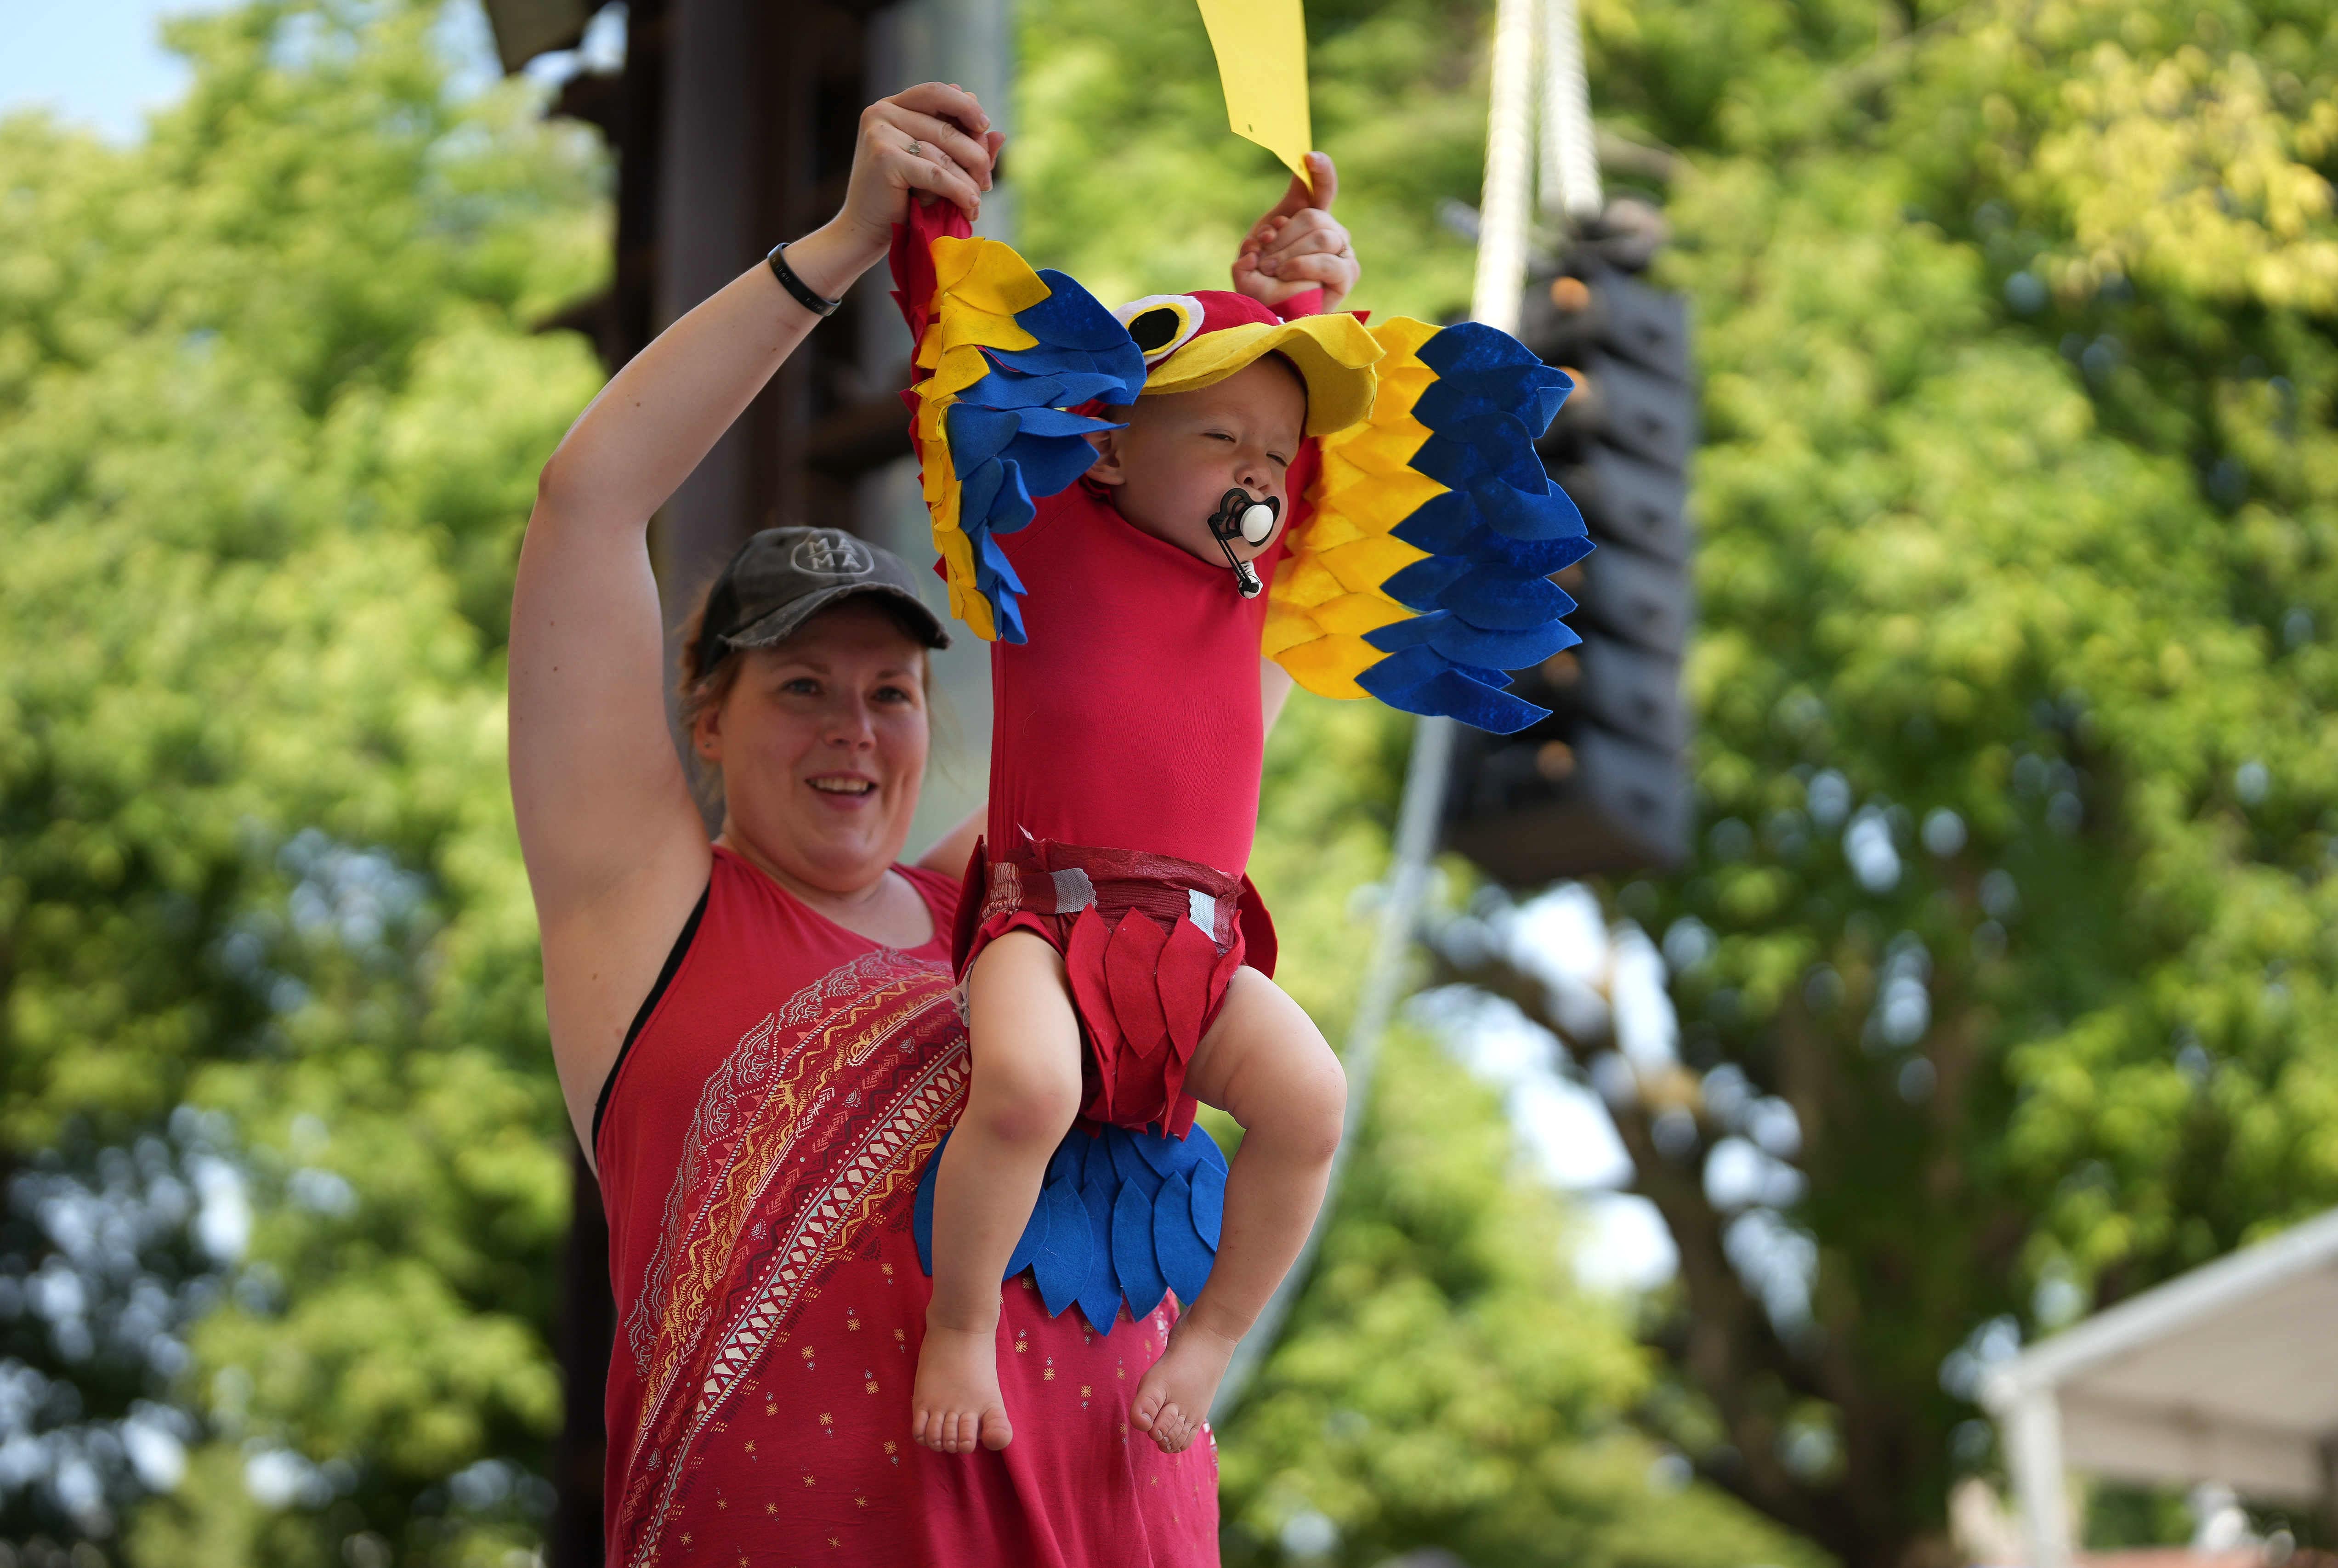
[{"left": 1112, "top": 294, "right": 1205, "bottom": 365}]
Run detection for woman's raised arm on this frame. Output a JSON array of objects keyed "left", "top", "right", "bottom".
[{"left": 510, "top": 83, "right": 999, "bottom": 1145}]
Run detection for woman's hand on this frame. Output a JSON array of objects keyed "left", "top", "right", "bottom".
[
  {"left": 795, "top": 83, "right": 1006, "bottom": 295},
  {"left": 1232, "top": 152, "right": 1359, "bottom": 313}
]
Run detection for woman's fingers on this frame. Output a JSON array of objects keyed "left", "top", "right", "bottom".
[
  {"left": 895, "top": 145, "right": 984, "bottom": 218},
  {"left": 833, "top": 82, "right": 997, "bottom": 235},
  {"left": 1267, "top": 250, "right": 1355, "bottom": 287},
  {"left": 1258, "top": 209, "right": 1348, "bottom": 268},
  {"left": 1254, "top": 210, "right": 1358, "bottom": 309},
  {"left": 888, "top": 80, "right": 991, "bottom": 136},
  {"left": 877, "top": 104, "right": 996, "bottom": 190}
]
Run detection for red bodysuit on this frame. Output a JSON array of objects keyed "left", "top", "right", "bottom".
[{"left": 955, "top": 455, "right": 1313, "bottom": 1138}]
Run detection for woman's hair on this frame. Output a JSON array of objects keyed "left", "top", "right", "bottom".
[{"left": 675, "top": 584, "right": 939, "bottom": 809}]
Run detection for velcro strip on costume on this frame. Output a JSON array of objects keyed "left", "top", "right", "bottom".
[
  {"left": 1267, "top": 319, "right": 1592, "bottom": 735},
  {"left": 890, "top": 202, "right": 1148, "bottom": 644},
  {"left": 912, "top": 1121, "right": 1228, "bottom": 1333}
]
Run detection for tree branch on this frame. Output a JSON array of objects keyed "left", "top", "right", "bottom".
[{"left": 1428, "top": 936, "right": 1851, "bottom": 1546}]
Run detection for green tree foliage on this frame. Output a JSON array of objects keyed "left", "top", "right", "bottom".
[
  {"left": 1227, "top": 697, "right": 1816, "bottom": 1568},
  {"left": 1428, "top": 1, "right": 2338, "bottom": 1563},
  {"left": 0, "top": 1, "right": 604, "bottom": 1559},
  {"left": 1022, "top": 5, "right": 1816, "bottom": 1562},
  {"left": 1019, "top": 0, "right": 1493, "bottom": 316},
  {"left": 1033, "top": 0, "right": 2338, "bottom": 1563}
]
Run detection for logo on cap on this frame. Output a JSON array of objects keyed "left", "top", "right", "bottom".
[{"left": 790, "top": 534, "right": 874, "bottom": 578}]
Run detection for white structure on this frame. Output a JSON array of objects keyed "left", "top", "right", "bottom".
[{"left": 1980, "top": 1208, "right": 2338, "bottom": 1568}]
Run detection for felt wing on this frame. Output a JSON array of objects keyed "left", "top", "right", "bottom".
[
  {"left": 890, "top": 202, "right": 1147, "bottom": 644},
  {"left": 912, "top": 1122, "right": 1228, "bottom": 1334},
  {"left": 1266, "top": 318, "right": 1592, "bottom": 734}
]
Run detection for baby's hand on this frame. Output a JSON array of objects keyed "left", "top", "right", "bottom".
[{"left": 1233, "top": 153, "right": 1359, "bottom": 313}]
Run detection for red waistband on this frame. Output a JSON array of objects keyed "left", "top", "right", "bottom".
[{"left": 982, "top": 836, "right": 1242, "bottom": 948}]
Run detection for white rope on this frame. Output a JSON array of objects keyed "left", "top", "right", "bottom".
[
  {"left": 1539, "top": 0, "right": 1603, "bottom": 222},
  {"left": 1470, "top": 0, "right": 1540, "bottom": 334},
  {"left": 1210, "top": 0, "right": 1541, "bottom": 1426}
]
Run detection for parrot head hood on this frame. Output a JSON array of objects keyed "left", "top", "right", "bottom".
[{"left": 1109, "top": 289, "right": 1381, "bottom": 437}]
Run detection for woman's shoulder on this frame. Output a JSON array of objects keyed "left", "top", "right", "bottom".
[{"left": 896, "top": 859, "right": 965, "bottom": 928}]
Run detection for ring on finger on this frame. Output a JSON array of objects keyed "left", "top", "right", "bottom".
[{"left": 905, "top": 139, "right": 923, "bottom": 158}]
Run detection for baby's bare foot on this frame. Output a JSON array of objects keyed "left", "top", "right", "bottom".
[
  {"left": 1130, "top": 1315, "right": 1239, "bottom": 1454},
  {"left": 912, "top": 1323, "right": 1013, "bottom": 1454}
]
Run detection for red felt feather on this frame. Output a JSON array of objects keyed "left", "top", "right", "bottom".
[
  {"left": 1157, "top": 915, "right": 1219, "bottom": 1063},
  {"left": 1064, "top": 906, "right": 1119, "bottom": 1117},
  {"left": 1103, "top": 912, "right": 1173, "bottom": 1061}
]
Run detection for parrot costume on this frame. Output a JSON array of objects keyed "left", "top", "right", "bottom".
[{"left": 895, "top": 199, "right": 1591, "bottom": 1330}]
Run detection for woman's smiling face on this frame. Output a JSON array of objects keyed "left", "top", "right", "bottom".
[
  {"left": 1086, "top": 354, "right": 1309, "bottom": 566},
  {"left": 692, "top": 597, "right": 931, "bottom": 896}
]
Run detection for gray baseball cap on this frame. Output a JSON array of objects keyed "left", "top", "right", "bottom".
[{"left": 691, "top": 527, "right": 950, "bottom": 674}]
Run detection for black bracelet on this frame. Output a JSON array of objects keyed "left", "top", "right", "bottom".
[{"left": 767, "top": 241, "right": 841, "bottom": 318}]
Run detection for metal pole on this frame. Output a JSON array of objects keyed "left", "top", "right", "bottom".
[
  {"left": 1211, "top": 0, "right": 1541, "bottom": 1426},
  {"left": 2001, "top": 1388, "right": 2073, "bottom": 1568}
]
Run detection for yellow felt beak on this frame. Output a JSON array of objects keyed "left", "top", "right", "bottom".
[{"left": 1141, "top": 313, "right": 1384, "bottom": 437}]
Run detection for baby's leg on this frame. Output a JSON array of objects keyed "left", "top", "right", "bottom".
[
  {"left": 914, "top": 932, "right": 1084, "bottom": 1454},
  {"left": 1130, "top": 968, "right": 1345, "bottom": 1453}
]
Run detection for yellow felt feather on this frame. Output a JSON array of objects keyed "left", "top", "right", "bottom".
[
  {"left": 908, "top": 236, "right": 1058, "bottom": 642},
  {"left": 1269, "top": 316, "right": 1447, "bottom": 696}
]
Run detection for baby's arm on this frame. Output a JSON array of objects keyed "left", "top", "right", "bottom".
[{"left": 1262, "top": 659, "right": 1296, "bottom": 731}]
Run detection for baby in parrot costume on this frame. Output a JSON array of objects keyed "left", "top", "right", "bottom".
[{"left": 891, "top": 196, "right": 1591, "bottom": 1456}]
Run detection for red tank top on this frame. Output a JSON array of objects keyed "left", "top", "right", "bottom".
[
  {"left": 986, "top": 471, "right": 1306, "bottom": 876},
  {"left": 592, "top": 847, "right": 1219, "bottom": 1568}
]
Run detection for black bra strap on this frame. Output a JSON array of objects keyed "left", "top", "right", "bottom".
[{"left": 592, "top": 884, "right": 711, "bottom": 1150}]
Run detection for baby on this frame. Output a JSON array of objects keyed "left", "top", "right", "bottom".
[{"left": 892, "top": 185, "right": 1584, "bottom": 1456}]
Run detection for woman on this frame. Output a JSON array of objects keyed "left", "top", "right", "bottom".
[{"left": 508, "top": 82, "right": 1360, "bottom": 1565}]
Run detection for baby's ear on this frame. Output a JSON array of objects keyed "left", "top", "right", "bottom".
[{"left": 1084, "top": 420, "right": 1129, "bottom": 484}]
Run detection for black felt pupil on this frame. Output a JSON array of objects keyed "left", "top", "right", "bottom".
[{"left": 1128, "top": 307, "right": 1184, "bottom": 352}]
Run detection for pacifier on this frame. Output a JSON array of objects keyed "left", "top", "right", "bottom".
[{"left": 1205, "top": 488, "right": 1281, "bottom": 599}]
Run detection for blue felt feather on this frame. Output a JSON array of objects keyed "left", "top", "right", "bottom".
[
  {"left": 1001, "top": 1183, "right": 1047, "bottom": 1281},
  {"left": 936, "top": 272, "right": 1147, "bottom": 644},
  {"left": 1192, "top": 1161, "right": 1225, "bottom": 1249},
  {"left": 1077, "top": 1179, "right": 1122, "bottom": 1335},
  {"left": 1083, "top": 1127, "right": 1117, "bottom": 1188},
  {"left": 1323, "top": 319, "right": 1593, "bottom": 735},
  {"left": 1472, "top": 473, "right": 1589, "bottom": 543},
  {"left": 913, "top": 1136, "right": 941, "bottom": 1276},
  {"left": 1359, "top": 659, "right": 1548, "bottom": 733},
  {"left": 1153, "top": 1172, "right": 1214, "bottom": 1308},
  {"left": 1426, "top": 569, "right": 1577, "bottom": 631},
  {"left": 1027, "top": 270, "right": 1155, "bottom": 362},
  {"left": 1393, "top": 495, "right": 1592, "bottom": 574},
  {"left": 1107, "top": 1126, "right": 1165, "bottom": 1200},
  {"left": 1136, "top": 1125, "right": 1185, "bottom": 1178},
  {"left": 1031, "top": 1179, "right": 1090, "bottom": 1318},
  {"left": 1366, "top": 610, "right": 1579, "bottom": 670},
  {"left": 1112, "top": 1180, "right": 1168, "bottom": 1319},
  {"left": 912, "top": 1122, "right": 1225, "bottom": 1334}
]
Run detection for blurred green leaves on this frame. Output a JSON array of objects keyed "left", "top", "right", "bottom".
[{"left": 0, "top": 0, "right": 603, "bottom": 1558}]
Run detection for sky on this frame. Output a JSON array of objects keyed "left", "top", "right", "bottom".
[
  {"left": 0, "top": 0, "right": 541, "bottom": 138},
  {"left": 0, "top": 0, "right": 223, "bottom": 141}
]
